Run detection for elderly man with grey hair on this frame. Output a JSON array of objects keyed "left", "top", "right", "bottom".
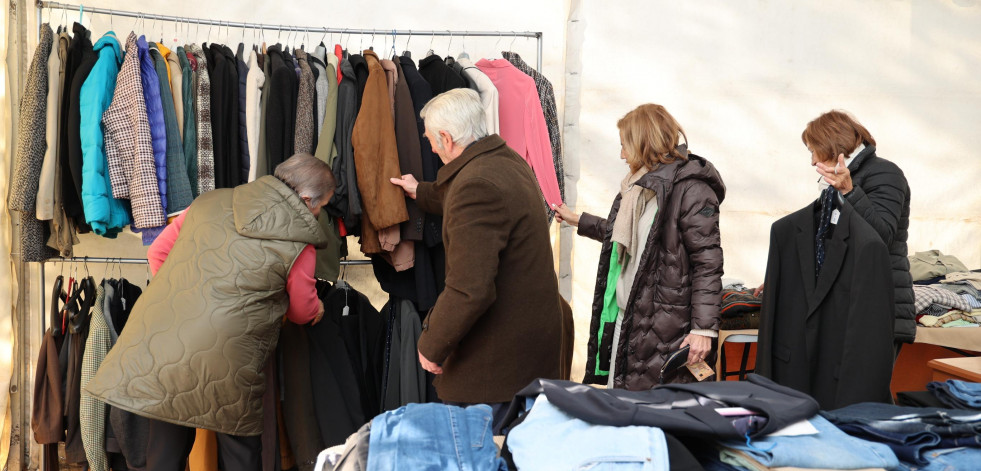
[{"left": 391, "top": 89, "right": 567, "bottom": 432}]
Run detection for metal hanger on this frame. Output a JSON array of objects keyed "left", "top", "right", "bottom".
[
  {"left": 390, "top": 29, "right": 397, "bottom": 58},
  {"left": 509, "top": 31, "right": 519, "bottom": 52},
  {"left": 402, "top": 31, "right": 412, "bottom": 59},
  {"left": 459, "top": 33, "right": 469, "bottom": 60},
  {"left": 426, "top": 30, "right": 435, "bottom": 57},
  {"left": 446, "top": 30, "right": 453, "bottom": 57}
]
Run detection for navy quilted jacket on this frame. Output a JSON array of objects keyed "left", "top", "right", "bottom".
[{"left": 138, "top": 37, "right": 168, "bottom": 214}]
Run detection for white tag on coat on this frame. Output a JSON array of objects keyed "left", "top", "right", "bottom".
[{"left": 831, "top": 209, "right": 840, "bottom": 225}]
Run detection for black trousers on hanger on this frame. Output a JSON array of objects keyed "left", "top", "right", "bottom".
[{"left": 146, "top": 418, "right": 261, "bottom": 471}]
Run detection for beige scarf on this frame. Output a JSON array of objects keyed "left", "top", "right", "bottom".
[{"left": 612, "top": 167, "right": 655, "bottom": 261}]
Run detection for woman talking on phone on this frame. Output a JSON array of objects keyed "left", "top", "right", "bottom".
[
  {"left": 553, "top": 104, "right": 726, "bottom": 389},
  {"left": 754, "top": 110, "right": 914, "bottom": 353}
]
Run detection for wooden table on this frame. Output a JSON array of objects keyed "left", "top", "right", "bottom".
[{"left": 928, "top": 357, "right": 981, "bottom": 383}]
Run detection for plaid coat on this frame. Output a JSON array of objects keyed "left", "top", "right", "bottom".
[{"left": 103, "top": 32, "right": 166, "bottom": 229}]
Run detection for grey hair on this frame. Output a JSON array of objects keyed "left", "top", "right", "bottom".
[
  {"left": 274, "top": 153, "right": 336, "bottom": 206},
  {"left": 420, "top": 88, "right": 488, "bottom": 149}
]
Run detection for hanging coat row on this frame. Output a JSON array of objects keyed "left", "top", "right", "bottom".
[{"left": 11, "top": 20, "right": 563, "bottom": 314}]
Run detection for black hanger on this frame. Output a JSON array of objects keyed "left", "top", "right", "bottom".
[{"left": 50, "top": 275, "right": 65, "bottom": 336}]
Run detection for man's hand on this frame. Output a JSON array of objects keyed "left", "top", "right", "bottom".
[
  {"left": 418, "top": 350, "right": 443, "bottom": 374},
  {"left": 680, "top": 333, "right": 713, "bottom": 365},
  {"left": 391, "top": 174, "right": 420, "bottom": 200},
  {"left": 753, "top": 283, "right": 764, "bottom": 297},
  {"left": 815, "top": 154, "right": 854, "bottom": 195}
]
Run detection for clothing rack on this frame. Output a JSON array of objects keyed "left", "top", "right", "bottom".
[
  {"left": 38, "top": 256, "right": 372, "bottom": 333},
  {"left": 37, "top": 1, "right": 544, "bottom": 71}
]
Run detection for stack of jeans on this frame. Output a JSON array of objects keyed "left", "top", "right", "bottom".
[
  {"left": 507, "top": 395, "right": 671, "bottom": 470},
  {"left": 926, "top": 380, "right": 981, "bottom": 410},
  {"left": 366, "top": 403, "right": 506, "bottom": 471},
  {"left": 715, "top": 415, "right": 898, "bottom": 470},
  {"left": 822, "top": 402, "right": 981, "bottom": 470}
]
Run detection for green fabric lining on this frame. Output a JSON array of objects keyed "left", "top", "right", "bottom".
[{"left": 594, "top": 242, "right": 624, "bottom": 376}]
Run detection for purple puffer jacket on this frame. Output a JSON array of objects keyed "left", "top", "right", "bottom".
[{"left": 137, "top": 35, "right": 168, "bottom": 214}]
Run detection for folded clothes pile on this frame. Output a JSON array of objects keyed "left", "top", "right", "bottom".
[
  {"left": 913, "top": 280, "right": 981, "bottom": 327},
  {"left": 822, "top": 402, "right": 981, "bottom": 470},
  {"left": 927, "top": 380, "right": 981, "bottom": 410},
  {"left": 720, "top": 288, "right": 762, "bottom": 330}
]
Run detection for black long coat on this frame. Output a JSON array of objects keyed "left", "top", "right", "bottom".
[
  {"left": 756, "top": 198, "right": 895, "bottom": 410},
  {"left": 263, "top": 45, "right": 297, "bottom": 174}
]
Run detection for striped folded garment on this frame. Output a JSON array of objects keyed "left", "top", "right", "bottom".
[
  {"left": 721, "top": 289, "right": 762, "bottom": 319},
  {"left": 913, "top": 285, "right": 973, "bottom": 313}
]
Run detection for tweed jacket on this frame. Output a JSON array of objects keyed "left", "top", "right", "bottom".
[
  {"left": 294, "top": 48, "right": 316, "bottom": 154},
  {"left": 103, "top": 32, "right": 166, "bottom": 229},
  {"left": 79, "top": 284, "right": 109, "bottom": 471},
  {"left": 187, "top": 44, "right": 215, "bottom": 194},
  {"left": 79, "top": 31, "right": 132, "bottom": 237},
  {"left": 8, "top": 24, "right": 58, "bottom": 261}
]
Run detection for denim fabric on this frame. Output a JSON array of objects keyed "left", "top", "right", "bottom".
[
  {"left": 719, "top": 415, "right": 898, "bottom": 469},
  {"left": 945, "top": 380, "right": 981, "bottom": 407},
  {"left": 898, "top": 447, "right": 981, "bottom": 471},
  {"left": 367, "top": 403, "right": 506, "bottom": 471},
  {"left": 927, "top": 381, "right": 977, "bottom": 410},
  {"left": 822, "top": 402, "right": 981, "bottom": 465},
  {"left": 444, "top": 402, "right": 510, "bottom": 436},
  {"left": 833, "top": 421, "right": 941, "bottom": 465},
  {"left": 508, "top": 395, "right": 670, "bottom": 471},
  {"left": 822, "top": 403, "right": 981, "bottom": 435}
]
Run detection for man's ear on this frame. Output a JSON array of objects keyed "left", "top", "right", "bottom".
[{"left": 439, "top": 130, "right": 453, "bottom": 148}]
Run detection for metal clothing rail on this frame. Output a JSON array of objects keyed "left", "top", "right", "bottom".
[
  {"left": 37, "top": 256, "right": 372, "bottom": 332},
  {"left": 43, "top": 256, "right": 372, "bottom": 266},
  {"left": 37, "top": 1, "right": 544, "bottom": 71}
]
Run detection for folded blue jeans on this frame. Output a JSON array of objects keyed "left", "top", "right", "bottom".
[
  {"left": 833, "top": 422, "right": 941, "bottom": 465},
  {"left": 507, "top": 395, "right": 670, "bottom": 471},
  {"left": 367, "top": 403, "right": 506, "bottom": 471},
  {"left": 944, "top": 380, "right": 981, "bottom": 408},
  {"left": 926, "top": 382, "right": 972, "bottom": 410},
  {"left": 719, "top": 415, "right": 898, "bottom": 469},
  {"left": 896, "top": 447, "right": 981, "bottom": 471},
  {"left": 822, "top": 403, "right": 981, "bottom": 437}
]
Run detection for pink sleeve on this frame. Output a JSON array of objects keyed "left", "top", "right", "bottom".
[
  {"left": 147, "top": 210, "right": 187, "bottom": 275},
  {"left": 524, "top": 84, "right": 562, "bottom": 207},
  {"left": 285, "top": 244, "right": 320, "bottom": 324}
]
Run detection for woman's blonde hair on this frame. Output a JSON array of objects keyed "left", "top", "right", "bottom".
[{"left": 618, "top": 104, "right": 688, "bottom": 173}]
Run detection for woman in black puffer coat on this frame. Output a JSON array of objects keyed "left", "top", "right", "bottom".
[{"left": 555, "top": 104, "right": 726, "bottom": 390}]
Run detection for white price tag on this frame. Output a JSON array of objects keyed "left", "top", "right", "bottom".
[{"left": 830, "top": 209, "right": 840, "bottom": 225}]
